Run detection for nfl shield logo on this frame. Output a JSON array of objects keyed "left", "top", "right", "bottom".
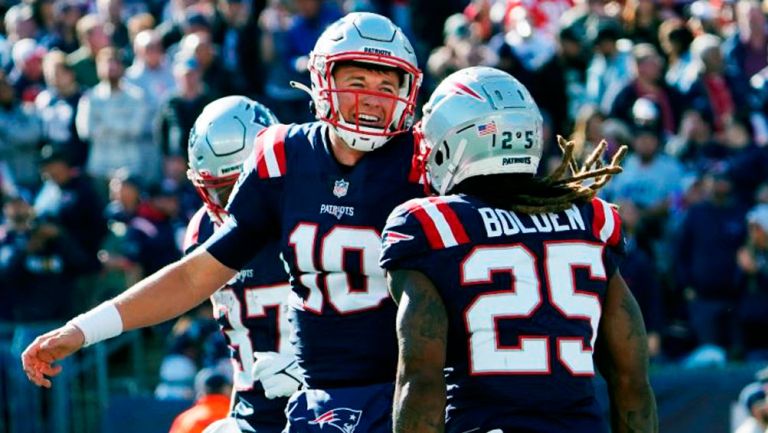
[{"left": 333, "top": 179, "right": 349, "bottom": 198}]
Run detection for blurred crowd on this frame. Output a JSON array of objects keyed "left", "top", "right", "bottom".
[{"left": 2, "top": 0, "right": 768, "bottom": 386}]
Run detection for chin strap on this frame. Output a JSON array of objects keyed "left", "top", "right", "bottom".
[{"left": 439, "top": 138, "right": 468, "bottom": 195}]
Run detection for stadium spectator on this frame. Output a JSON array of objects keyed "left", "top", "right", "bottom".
[
  {"left": 557, "top": 25, "right": 590, "bottom": 122},
  {"left": 41, "top": 1, "right": 84, "bottom": 54},
  {"left": 97, "top": 0, "right": 130, "bottom": 50},
  {"left": 659, "top": 18, "right": 695, "bottom": 92},
  {"left": 603, "top": 100, "right": 684, "bottom": 213},
  {"left": 570, "top": 104, "right": 605, "bottom": 164},
  {"left": 0, "top": 194, "right": 90, "bottom": 321},
  {"left": 618, "top": 199, "right": 664, "bottom": 359},
  {"left": 211, "top": 0, "right": 267, "bottom": 96},
  {"left": 427, "top": 13, "right": 497, "bottom": 84},
  {"left": 0, "top": 69, "right": 42, "bottom": 193},
  {"left": 609, "top": 43, "right": 684, "bottom": 136},
  {"left": 9, "top": 39, "right": 47, "bottom": 105},
  {"left": 126, "top": 30, "right": 174, "bottom": 179},
  {"left": 155, "top": 57, "right": 214, "bottom": 159},
  {"left": 76, "top": 47, "right": 148, "bottom": 185},
  {"left": 36, "top": 50, "right": 87, "bottom": 168},
  {"left": 34, "top": 143, "right": 106, "bottom": 276},
  {"left": 125, "top": 30, "right": 176, "bottom": 105},
  {"left": 736, "top": 205, "right": 768, "bottom": 361},
  {"left": 666, "top": 110, "right": 730, "bottom": 174},
  {"left": 104, "top": 169, "right": 142, "bottom": 225},
  {"left": 169, "top": 369, "right": 232, "bottom": 433},
  {"left": 121, "top": 181, "right": 182, "bottom": 278},
  {"left": 176, "top": 32, "right": 226, "bottom": 98},
  {"left": 676, "top": 169, "right": 747, "bottom": 355},
  {"left": 621, "top": 0, "right": 664, "bottom": 49},
  {"left": 585, "top": 21, "right": 633, "bottom": 113},
  {"left": 269, "top": 0, "right": 341, "bottom": 121},
  {"left": 4, "top": 4, "right": 38, "bottom": 45},
  {"left": 67, "top": 14, "right": 109, "bottom": 88},
  {"left": 685, "top": 34, "right": 746, "bottom": 138},
  {"left": 723, "top": 0, "right": 767, "bottom": 85},
  {"left": 491, "top": 6, "right": 567, "bottom": 131}
]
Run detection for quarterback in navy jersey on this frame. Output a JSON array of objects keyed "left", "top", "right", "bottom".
[
  {"left": 381, "top": 67, "right": 657, "bottom": 433},
  {"left": 22, "top": 12, "right": 423, "bottom": 433},
  {"left": 183, "top": 96, "right": 300, "bottom": 433}
]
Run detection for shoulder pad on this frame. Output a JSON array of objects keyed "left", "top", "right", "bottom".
[
  {"left": 380, "top": 196, "right": 470, "bottom": 269},
  {"left": 590, "top": 197, "right": 622, "bottom": 247},
  {"left": 252, "top": 124, "right": 290, "bottom": 179}
]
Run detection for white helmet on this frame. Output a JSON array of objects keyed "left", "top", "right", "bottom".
[
  {"left": 417, "top": 66, "right": 543, "bottom": 195},
  {"left": 187, "top": 96, "right": 278, "bottom": 223},
  {"left": 302, "top": 12, "right": 422, "bottom": 152}
]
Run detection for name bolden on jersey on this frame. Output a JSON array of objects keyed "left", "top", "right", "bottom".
[
  {"left": 320, "top": 204, "right": 355, "bottom": 220},
  {"left": 479, "top": 205, "right": 586, "bottom": 237}
]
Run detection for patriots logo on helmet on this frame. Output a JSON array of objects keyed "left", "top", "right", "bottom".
[
  {"left": 448, "top": 81, "right": 486, "bottom": 102},
  {"left": 383, "top": 230, "right": 414, "bottom": 245},
  {"left": 333, "top": 179, "right": 350, "bottom": 198},
  {"left": 308, "top": 408, "right": 362, "bottom": 433}
]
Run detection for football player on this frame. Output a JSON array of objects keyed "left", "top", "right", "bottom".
[
  {"left": 22, "top": 12, "right": 423, "bottom": 433},
  {"left": 184, "top": 96, "right": 301, "bottom": 433},
  {"left": 380, "top": 67, "right": 658, "bottom": 433}
]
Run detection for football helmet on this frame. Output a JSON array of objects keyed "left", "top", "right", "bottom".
[
  {"left": 417, "top": 66, "right": 543, "bottom": 195},
  {"left": 299, "top": 12, "right": 422, "bottom": 152},
  {"left": 187, "top": 96, "right": 278, "bottom": 223}
]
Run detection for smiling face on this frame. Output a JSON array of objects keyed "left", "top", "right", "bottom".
[{"left": 332, "top": 63, "right": 401, "bottom": 130}]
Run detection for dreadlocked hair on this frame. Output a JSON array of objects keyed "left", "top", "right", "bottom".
[{"left": 451, "top": 136, "right": 628, "bottom": 214}]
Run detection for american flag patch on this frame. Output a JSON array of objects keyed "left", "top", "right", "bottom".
[{"left": 477, "top": 121, "right": 497, "bottom": 136}]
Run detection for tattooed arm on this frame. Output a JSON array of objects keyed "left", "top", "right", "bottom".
[
  {"left": 595, "top": 270, "right": 658, "bottom": 433},
  {"left": 388, "top": 270, "right": 447, "bottom": 433}
]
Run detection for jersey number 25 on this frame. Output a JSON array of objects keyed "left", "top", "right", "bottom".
[{"left": 463, "top": 241, "right": 604, "bottom": 376}]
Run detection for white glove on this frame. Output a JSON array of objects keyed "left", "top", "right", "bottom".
[{"left": 252, "top": 351, "right": 306, "bottom": 399}]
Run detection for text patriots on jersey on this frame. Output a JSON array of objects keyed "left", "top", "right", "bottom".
[
  {"left": 227, "top": 268, "right": 254, "bottom": 285},
  {"left": 320, "top": 204, "right": 355, "bottom": 220}
]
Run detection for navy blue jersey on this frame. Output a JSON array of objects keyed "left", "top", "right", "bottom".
[
  {"left": 380, "top": 195, "right": 625, "bottom": 433},
  {"left": 205, "top": 122, "right": 424, "bottom": 388},
  {"left": 184, "top": 207, "right": 291, "bottom": 432}
]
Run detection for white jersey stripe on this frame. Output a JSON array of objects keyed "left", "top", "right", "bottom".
[
  {"left": 422, "top": 201, "right": 458, "bottom": 247},
  {"left": 262, "top": 127, "right": 282, "bottom": 178},
  {"left": 597, "top": 199, "right": 615, "bottom": 243}
]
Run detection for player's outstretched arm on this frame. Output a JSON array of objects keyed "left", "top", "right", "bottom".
[
  {"left": 595, "top": 271, "right": 658, "bottom": 433},
  {"left": 389, "top": 270, "right": 447, "bottom": 433},
  {"left": 21, "top": 249, "right": 237, "bottom": 388}
]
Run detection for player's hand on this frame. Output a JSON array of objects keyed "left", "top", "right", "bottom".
[
  {"left": 21, "top": 323, "right": 85, "bottom": 388},
  {"left": 252, "top": 351, "right": 306, "bottom": 399}
]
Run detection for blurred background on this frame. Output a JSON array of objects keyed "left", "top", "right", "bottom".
[{"left": 1, "top": 0, "right": 768, "bottom": 432}]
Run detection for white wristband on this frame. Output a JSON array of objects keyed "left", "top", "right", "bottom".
[{"left": 68, "top": 302, "right": 124, "bottom": 347}]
